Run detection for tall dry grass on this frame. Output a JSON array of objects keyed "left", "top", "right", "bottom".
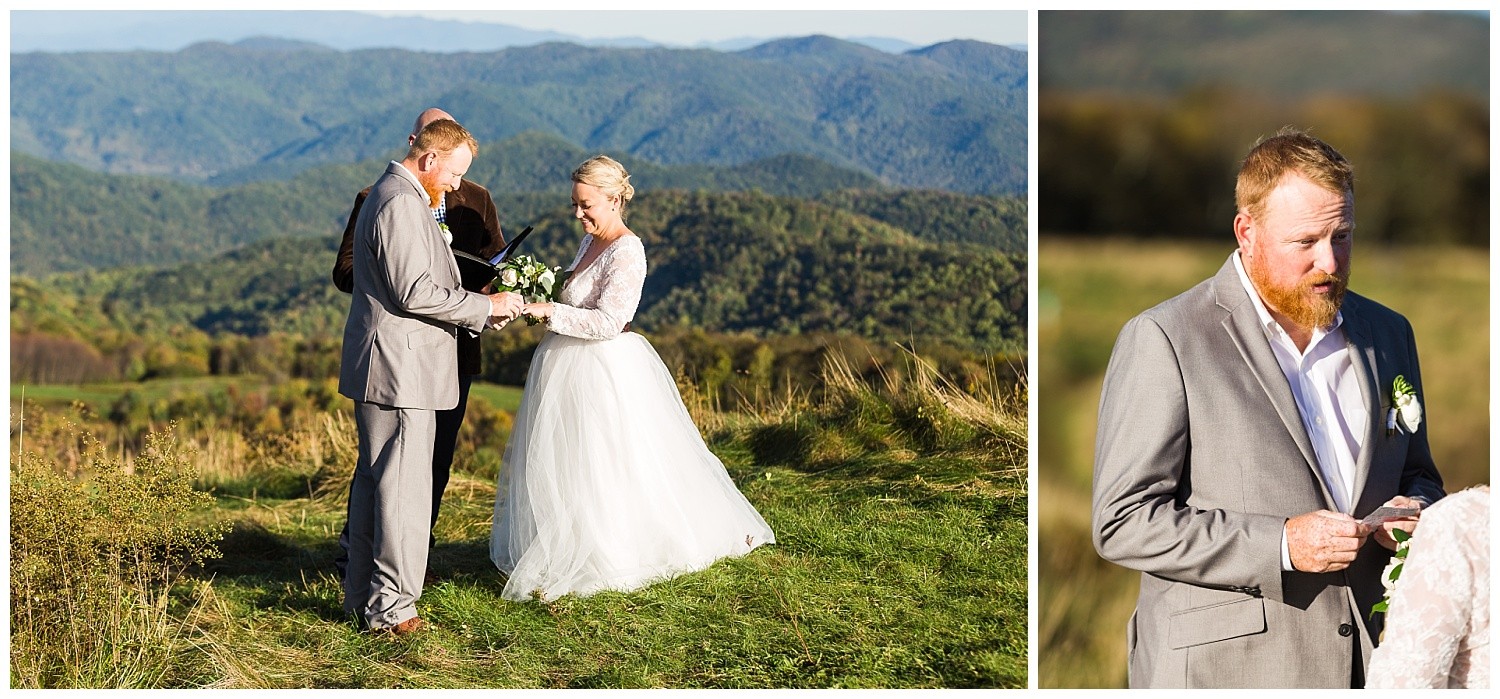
[{"left": 10, "top": 426, "right": 229, "bottom": 688}]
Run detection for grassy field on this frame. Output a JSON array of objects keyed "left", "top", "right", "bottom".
[
  {"left": 1037, "top": 236, "right": 1490, "bottom": 688},
  {"left": 10, "top": 357, "right": 1026, "bottom": 688},
  {"left": 12, "top": 376, "right": 260, "bottom": 409}
]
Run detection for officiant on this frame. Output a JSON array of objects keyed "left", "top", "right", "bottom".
[{"left": 331, "top": 107, "right": 507, "bottom": 583}]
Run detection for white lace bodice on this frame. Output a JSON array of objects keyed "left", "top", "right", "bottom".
[
  {"left": 1366, "top": 486, "right": 1490, "bottom": 688},
  {"left": 547, "top": 234, "right": 646, "bottom": 340}
]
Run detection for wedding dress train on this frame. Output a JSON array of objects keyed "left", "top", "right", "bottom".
[{"left": 490, "top": 233, "right": 774, "bottom": 601}]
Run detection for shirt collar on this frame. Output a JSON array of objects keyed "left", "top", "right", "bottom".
[{"left": 1231, "top": 250, "right": 1343, "bottom": 345}]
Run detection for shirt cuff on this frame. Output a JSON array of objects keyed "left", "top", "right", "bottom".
[{"left": 1280, "top": 522, "right": 1294, "bottom": 571}]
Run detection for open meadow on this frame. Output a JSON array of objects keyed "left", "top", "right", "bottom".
[
  {"left": 1037, "top": 236, "right": 1490, "bottom": 688},
  {"left": 10, "top": 354, "right": 1026, "bottom": 688}
]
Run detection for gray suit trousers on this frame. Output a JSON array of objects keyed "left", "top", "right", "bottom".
[{"left": 343, "top": 400, "right": 436, "bottom": 630}]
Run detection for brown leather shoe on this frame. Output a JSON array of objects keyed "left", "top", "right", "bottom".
[{"left": 369, "top": 616, "right": 427, "bottom": 636}]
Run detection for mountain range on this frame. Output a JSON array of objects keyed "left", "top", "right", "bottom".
[
  {"left": 10, "top": 131, "right": 1024, "bottom": 277},
  {"left": 10, "top": 35, "right": 1026, "bottom": 195},
  {"left": 9, "top": 10, "right": 999, "bottom": 55}
]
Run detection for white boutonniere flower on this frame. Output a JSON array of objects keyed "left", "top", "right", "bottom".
[{"left": 1386, "top": 375, "right": 1422, "bottom": 435}]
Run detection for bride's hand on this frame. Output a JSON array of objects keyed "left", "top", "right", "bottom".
[
  {"left": 1373, "top": 495, "right": 1422, "bottom": 551},
  {"left": 523, "top": 302, "right": 553, "bottom": 320}
]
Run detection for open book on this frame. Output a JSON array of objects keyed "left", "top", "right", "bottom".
[{"left": 452, "top": 225, "right": 533, "bottom": 291}]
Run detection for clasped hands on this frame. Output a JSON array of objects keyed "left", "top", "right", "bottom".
[{"left": 1286, "top": 496, "right": 1421, "bottom": 573}]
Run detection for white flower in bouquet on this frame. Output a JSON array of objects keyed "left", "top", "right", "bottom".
[
  {"left": 498, "top": 267, "right": 520, "bottom": 288},
  {"left": 493, "top": 254, "right": 563, "bottom": 324},
  {"left": 1370, "top": 527, "right": 1411, "bottom": 616}
]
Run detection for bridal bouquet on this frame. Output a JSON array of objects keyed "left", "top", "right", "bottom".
[
  {"left": 493, "top": 254, "right": 562, "bottom": 324},
  {"left": 1371, "top": 527, "right": 1412, "bottom": 616}
]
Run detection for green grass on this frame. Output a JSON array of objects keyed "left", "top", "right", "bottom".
[
  {"left": 10, "top": 376, "right": 257, "bottom": 410},
  {"left": 13, "top": 378, "right": 524, "bottom": 415},
  {"left": 12, "top": 359, "right": 1026, "bottom": 688},
  {"left": 189, "top": 447, "right": 1022, "bottom": 688},
  {"left": 465, "top": 382, "right": 525, "bottom": 413},
  {"left": 1037, "top": 236, "right": 1489, "bottom": 688}
]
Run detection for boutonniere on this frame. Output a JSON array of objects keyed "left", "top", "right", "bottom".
[{"left": 1386, "top": 375, "right": 1422, "bottom": 436}]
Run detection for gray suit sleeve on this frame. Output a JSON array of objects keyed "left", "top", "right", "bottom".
[
  {"left": 1091, "top": 315, "right": 1288, "bottom": 600},
  {"left": 372, "top": 194, "right": 491, "bottom": 332}
]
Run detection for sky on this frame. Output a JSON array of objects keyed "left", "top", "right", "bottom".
[
  {"left": 362, "top": 7, "right": 1029, "bottom": 48},
  {"left": 2, "top": 2, "right": 1029, "bottom": 50}
]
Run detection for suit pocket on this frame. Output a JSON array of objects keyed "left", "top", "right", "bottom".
[
  {"left": 1167, "top": 596, "right": 1265, "bottom": 649},
  {"left": 407, "top": 326, "right": 450, "bottom": 350}
]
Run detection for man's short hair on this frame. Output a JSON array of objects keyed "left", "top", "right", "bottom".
[
  {"left": 1235, "top": 126, "right": 1353, "bottom": 220},
  {"left": 405, "top": 118, "right": 478, "bottom": 161}
]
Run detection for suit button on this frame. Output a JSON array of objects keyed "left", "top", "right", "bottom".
[{"left": 1338, "top": 623, "right": 1354, "bottom": 637}]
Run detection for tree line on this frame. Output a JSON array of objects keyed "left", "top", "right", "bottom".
[{"left": 1039, "top": 89, "right": 1488, "bottom": 246}]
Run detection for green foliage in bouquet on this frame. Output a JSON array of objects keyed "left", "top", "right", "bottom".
[
  {"left": 1370, "top": 527, "right": 1413, "bottom": 617},
  {"left": 492, "top": 254, "right": 564, "bottom": 325}
]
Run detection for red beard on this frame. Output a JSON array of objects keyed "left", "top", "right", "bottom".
[{"left": 1248, "top": 257, "right": 1349, "bottom": 331}]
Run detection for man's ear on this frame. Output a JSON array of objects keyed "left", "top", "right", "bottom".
[{"left": 1232, "top": 211, "right": 1254, "bottom": 257}]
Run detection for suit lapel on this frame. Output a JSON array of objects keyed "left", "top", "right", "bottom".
[
  {"left": 386, "top": 163, "right": 462, "bottom": 287},
  {"left": 1340, "top": 298, "right": 1382, "bottom": 512},
  {"left": 1211, "top": 259, "right": 1334, "bottom": 508}
]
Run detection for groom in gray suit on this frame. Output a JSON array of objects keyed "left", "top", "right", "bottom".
[
  {"left": 1092, "top": 128, "right": 1445, "bottom": 687},
  {"left": 338, "top": 118, "right": 521, "bottom": 635}
]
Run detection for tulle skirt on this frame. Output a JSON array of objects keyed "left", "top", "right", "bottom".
[{"left": 490, "top": 331, "right": 775, "bottom": 601}]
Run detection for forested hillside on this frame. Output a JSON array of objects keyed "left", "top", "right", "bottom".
[
  {"left": 12, "top": 132, "right": 1027, "bottom": 276},
  {"left": 10, "top": 37, "right": 1026, "bottom": 194},
  {"left": 13, "top": 189, "right": 1024, "bottom": 370}
]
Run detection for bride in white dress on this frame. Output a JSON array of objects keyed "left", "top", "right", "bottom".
[
  {"left": 489, "top": 155, "right": 775, "bottom": 602},
  {"left": 1366, "top": 485, "right": 1489, "bottom": 688}
]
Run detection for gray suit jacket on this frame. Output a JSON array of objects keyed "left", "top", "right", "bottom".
[
  {"left": 1091, "top": 255, "right": 1444, "bottom": 688},
  {"left": 338, "top": 163, "right": 492, "bottom": 410}
]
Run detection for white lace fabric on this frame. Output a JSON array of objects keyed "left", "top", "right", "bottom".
[
  {"left": 548, "top": 234, "right": 646, "bottom": 340},
  {"left": 1366, "top": 486, "right": 1490, "bottom": 688}
]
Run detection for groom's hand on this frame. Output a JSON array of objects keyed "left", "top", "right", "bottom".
[
  {"left": 488, "top": 291, "right": 522, "bottom": 321},
  {"left": 1373, "top": 495, "right": 1422, "bottom": 551},
  {"left": 1287, "top": 510, "right": 1370, "bottom": 573}
]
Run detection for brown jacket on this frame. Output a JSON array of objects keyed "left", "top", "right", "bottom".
[{"left": 334, "top": 178, "right": 504, "bottom": 376}]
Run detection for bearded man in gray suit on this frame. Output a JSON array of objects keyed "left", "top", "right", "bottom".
[
  {"left": 338, "top": 118, "right": 521, "bottom": 635},
  {"left": 1091, "top": 128, "right": 1445, "bottom": 687}
]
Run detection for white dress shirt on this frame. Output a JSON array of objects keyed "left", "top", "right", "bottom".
[{"left": 1233, "top": 253, "right": 1368, "bottom": 570}]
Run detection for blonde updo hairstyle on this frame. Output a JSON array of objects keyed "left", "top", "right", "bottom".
[{"left": 572, "top": 155, "right": 635, "bottom": 218}]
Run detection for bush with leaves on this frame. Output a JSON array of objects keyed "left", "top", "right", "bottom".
[{"left": 10, "top": 425, "right": 229, "bottom": 688}]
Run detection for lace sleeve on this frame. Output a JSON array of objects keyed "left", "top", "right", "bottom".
[
  {"left": 548, "top": 236, "right": 646, "bottom": 340},
  {"left": 1365, "top": 488, "right": 1489, "bottom": 688}
]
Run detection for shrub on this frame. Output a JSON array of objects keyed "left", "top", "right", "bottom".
[{"left": 10, "top": 425, "right": 229, "bottom": 688}]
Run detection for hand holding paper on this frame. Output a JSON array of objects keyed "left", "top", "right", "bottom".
[{"left": 1367, "top": 495, "right": 1422, "bottom": 552}]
